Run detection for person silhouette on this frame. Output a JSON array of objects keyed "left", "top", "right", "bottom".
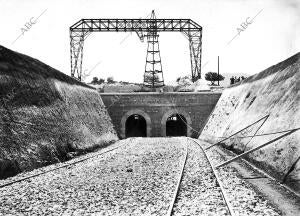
[{"left": 230, "top": 76, "right": 235, "bottom": 85}]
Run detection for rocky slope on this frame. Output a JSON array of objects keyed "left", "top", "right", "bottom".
[
  {"left": 0, "top": 45, "right": 118, "bottom": 178},
  {"left": 200, "top": 52, "right": 300, "bottom": 190}
]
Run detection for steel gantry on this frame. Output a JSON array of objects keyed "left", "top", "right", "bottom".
[
  {"left": 70, "top": 11, "right": 202, "bottom": 83},
  {"left": 143, "top": 11, "right": 164, "bottom": 88}
]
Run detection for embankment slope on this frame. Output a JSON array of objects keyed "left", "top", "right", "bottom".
[
  {"left": 200, "top": 52, "right": 300, "bottom": 189},
  {"left": 0, "top": 45, "right": 118, "bottom": 178}
]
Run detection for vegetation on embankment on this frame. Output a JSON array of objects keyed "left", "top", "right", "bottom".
[
  {"left": 200, "top": 52, "right": 300, "bottom": 190},
  {"left": 0, "top": 45, "right": 118, "bottom": 179}
]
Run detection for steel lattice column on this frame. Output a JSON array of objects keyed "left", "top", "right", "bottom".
[
  {"left": 185, "top": 30, "right": 202, "bottom": 81},
  {"left": 143, "top": 34, "right": 164, "bottom": 88},
  {"left": 143, "top": 11, "right": 164, "bottom": 89},
  {"left": 70, "top": 31, "right": 86, "bottom": 80}
]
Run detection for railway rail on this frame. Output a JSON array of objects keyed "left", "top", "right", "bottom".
[
  {"left": 166, "top": 138, "right": 235, "bottom": 216},
  {"left": 0, "top": 137, "right": 281, "bottom": 215}
]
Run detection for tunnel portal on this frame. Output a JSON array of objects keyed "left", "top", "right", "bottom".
[
  {"left": 100, "top": 92, "right": 222, "bottom": 138},
  {"left": 125, "top": 114, "right": 147, "bottom": 137},
  {"left": 166, "top": 114, "right": 187, "bottom": 137}
]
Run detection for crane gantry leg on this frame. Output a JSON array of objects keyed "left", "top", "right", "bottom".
[{"left": 143, "top": 10, "right": 164, "bottom": 89}]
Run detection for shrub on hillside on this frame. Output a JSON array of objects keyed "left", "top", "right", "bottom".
[
  {"left": 99, "top": 78, "right": 105, "bottom": 84},
  {"left": 91, "top": 77, "right": 99, "bottom": 85},
  {"left": 91, "top": 77, "right": 105, "bottom": 85},
  {"left": 107, "top": 77, "right": 115, "bottom": 84}
]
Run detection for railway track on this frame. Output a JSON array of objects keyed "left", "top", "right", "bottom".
[
  {"left": 0, "top": 137, "right": 280, "bottom": 215},
  {"left": 166, "top": 138, "right": 235, "bottom": 216}
]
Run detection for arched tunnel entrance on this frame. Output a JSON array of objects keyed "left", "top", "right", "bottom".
[
  {"left": 125, "top": 114, "right": 147, "bottom": 137},
  {"left": 166, "top": 114, "right": 187, "bottom": 137}
]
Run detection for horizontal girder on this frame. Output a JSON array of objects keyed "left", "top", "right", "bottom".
[
  {"left": 70, "top": 19, "right": 202, "bottom": 32},
  {"left": 70, "top": 16, "right": 202, "bottom": 81}
]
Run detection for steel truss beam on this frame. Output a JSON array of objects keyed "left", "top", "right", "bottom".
[{"left": 70, "top": 18, "right": 202, "bottom": 81}]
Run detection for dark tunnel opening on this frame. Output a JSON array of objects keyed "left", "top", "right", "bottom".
[
  {"left": 125, "top": 114, "right": 147, "bottom": 137},
  {"left": 166, "top": 114, "right": 187, "bottom": 137}
]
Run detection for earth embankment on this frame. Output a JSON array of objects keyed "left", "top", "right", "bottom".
[
  {"left": 0, "top": 45, "right": 118, "bottom": 178},
  {"left": 200, "top": 52, "right": 300, "bottom": 189}
]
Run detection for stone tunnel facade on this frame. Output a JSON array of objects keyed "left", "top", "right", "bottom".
[{"left": 100, "top": 92, "right": 221, "bottom": 138}]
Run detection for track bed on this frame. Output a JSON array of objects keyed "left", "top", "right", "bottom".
[{"left": 0, "top": 138, "right": 280, "bottom": 215}]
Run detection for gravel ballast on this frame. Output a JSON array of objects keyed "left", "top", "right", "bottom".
[
  {"left": 0, "top": 138, "right": 185, "bottom": 215},
  {"left": 195, "top": 139, "right": 281, "bottom": 216},
  {"left": 0, "top": 137, "right": 282, "bottom": 215},
  {"left": 172, "top": 139, "right": 229, "bottom": 215}
]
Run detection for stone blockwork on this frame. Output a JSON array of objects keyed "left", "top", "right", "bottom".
[{"left": 100, "top": 92, "right": 221, "bottom": 138}]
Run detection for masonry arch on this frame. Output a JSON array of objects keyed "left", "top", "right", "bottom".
[
  {"left": 161, "top": 109, "right": 192, "bottom": 137},
  {"left": 125, "top": 114, "right": 147, "bottom": 137},
  {"left": 166, "top": 114, "right": 187, "bottom": 136},
  {"left": 121, "top": 109, "right": 151, "bottom": 138}
]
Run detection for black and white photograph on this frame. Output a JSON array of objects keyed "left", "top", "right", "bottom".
[{"left": 0, "top": 0, "right": 299, "bottom": 215}]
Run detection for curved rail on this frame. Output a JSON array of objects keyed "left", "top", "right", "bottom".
[
  {"left": 167, "top": 138, "right": 235, "bottom": 216},
  {"left": 0, "top": 140, "right": 126, "bottom": 189},
  {"left": 166, "top": 142, "right": 188, "bottom": 216},
  {"left": 189, "top": 137, "right": 235, "bottom": 216}
]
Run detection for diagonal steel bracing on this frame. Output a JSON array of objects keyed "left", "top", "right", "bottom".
[
  {"left": 143, "top": 11, "right": 164, "bottom": 89},
  {"left": 70, "top": 15, "right": 202, "bottom": 82}
]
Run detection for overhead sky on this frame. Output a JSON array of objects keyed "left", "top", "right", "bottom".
[{"left": 0, "top": 0, "right": 299, "bottom": 83}]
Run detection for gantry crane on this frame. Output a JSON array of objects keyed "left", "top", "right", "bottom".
[{"left": 70, "top": 11, "right": 202, "bottom": 87}]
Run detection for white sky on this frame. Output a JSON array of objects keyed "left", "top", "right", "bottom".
[{"left": 0, "top": 0, "right": 299, "bottom": 83}]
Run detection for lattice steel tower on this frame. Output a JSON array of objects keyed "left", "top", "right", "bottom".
[{"left": 143, "top": 11, "right": 164, "bottom": 88}]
